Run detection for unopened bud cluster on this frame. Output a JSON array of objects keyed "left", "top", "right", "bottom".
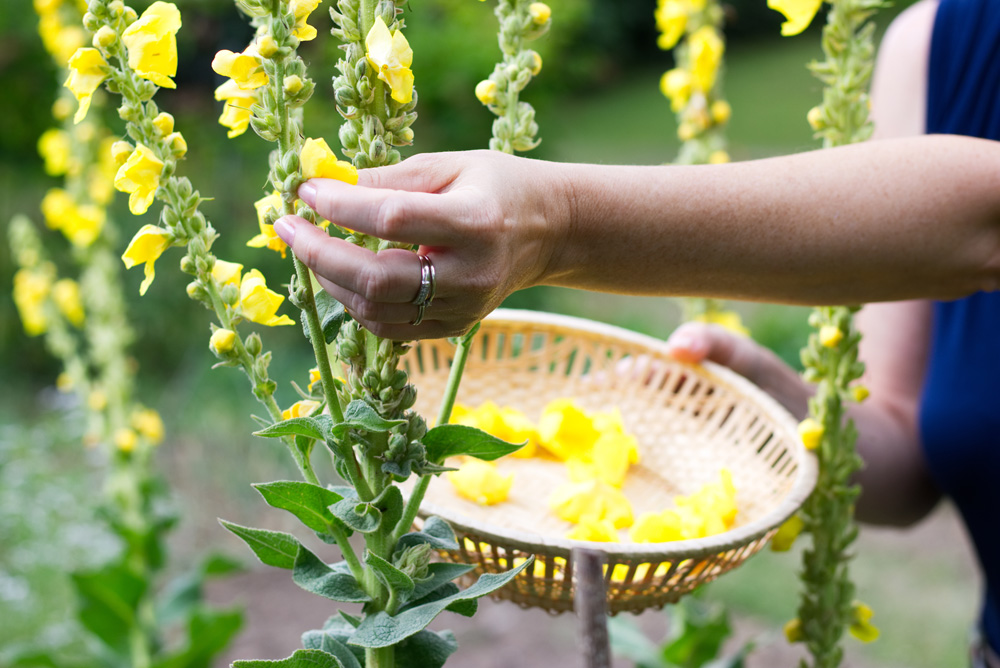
[{"left": 476, "top": 0, "right": 550, "bottom": 154}]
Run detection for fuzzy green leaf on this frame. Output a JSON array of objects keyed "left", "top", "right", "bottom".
[
  {"left": 219, "top": 520, "right": 301, "bottom": 570},
  {"left": 300, "top": 633, "right": 362, "bottom": 668},
  {"left": 365, "top": 550, "right": 415, "bottom": 595},
  {"left": 71, "top": 565, "right": 146, "bottom": 655},
  {"left": 396, "top": 630, "right": 459, "bottom": 668},
  {"left": 302, "top": 291, "right": 347, "bottom": 345},
  {"left": 293, "top": 546, "right": 370, "bottom": 603},
  {"left": 253, "top": 481, "right": 345, "bottom": 534},
  {"left": 423, "top": 424, "right": 524, "bottom": 464},
  {"left": 254, "top": 416, "right": 332, "bottom": 441},
  {"left": 372, "top": 485, "right": 403, "bottom": 534},
  {"left": 395, "top": 516, "right": 458, "bottom": 552},
  {"left": 331, "top": 400, "right": 407, "bottom": 436},
  {"left": 350, "top": 559, "right": 532, "bottom": 648},
  {"left": 232, "top": 649, "right": 346, "bottom": 668},
  {"left": 328, "top": 499, "right": 382, "bottom": 533},
  {"left": 404, "top": 563, "right": 476, "bottom": 606}
]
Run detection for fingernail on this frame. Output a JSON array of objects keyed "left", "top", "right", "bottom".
[
  {"left": 274, "top": 216, "right": 296, "bottom": 245},
  {"left": 298, "top": 181, "right": 317, "bottom": 205}
]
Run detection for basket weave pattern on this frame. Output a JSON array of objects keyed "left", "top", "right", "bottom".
[{"left": 404, "top": 310, "right": 816, "bottom": 614}]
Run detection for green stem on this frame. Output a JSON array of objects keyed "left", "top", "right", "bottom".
[{"left": 366, "top": 646, "right": 394, "bottom": 668}]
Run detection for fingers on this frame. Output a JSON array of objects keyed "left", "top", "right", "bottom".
[{"left": 665, "top": 322, "right": 762, "bottom": 384}]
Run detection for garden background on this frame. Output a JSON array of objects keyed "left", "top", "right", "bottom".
[{"left": 0, "top": 0, "right": 980, "bottom": 666}]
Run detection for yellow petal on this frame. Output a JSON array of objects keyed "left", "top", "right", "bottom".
[
  {"left": 121, "top": 1, "right": 182, "bottom": 88},
  {"left": 239, "top": 269, "right": 294, "bottom": 326},
  {"left": 447, "top": 459, "right": 513, "bottom": 505},
  {"left": 300, "top": 138, "right": 359, "bottom": 182},
  {"left": 114, "top": 143, "right": 164, "bottom": 215},
  {"left": 121, "top": 224, "right": 172, "bottom": 295},
  {"left": 768, "top": 0, "right": 823, "bottom": 36},
  {"left": 64, "top": 48, "right": 108, "bottom": 123}
]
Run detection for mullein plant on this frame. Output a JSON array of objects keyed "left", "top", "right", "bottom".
[
  {"left": 655, "top": 0, "right": 747, "bottom": 336},
  {"left": 8, "top": 3, "right": 243, "bottom": 668},
  {"left": 766, "top": 0, "right": 882, "bottom": 665},
  {"left": 67, "top": 1, "right": 532, "bottom": 666}
]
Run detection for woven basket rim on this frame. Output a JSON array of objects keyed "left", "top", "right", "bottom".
[{"left": 416, "top": 308, "right": 818, "bottom": 561}]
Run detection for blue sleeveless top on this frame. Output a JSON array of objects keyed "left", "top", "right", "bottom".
[{"left": 921, "top": 0, "right": 1000, "bottom": 651}]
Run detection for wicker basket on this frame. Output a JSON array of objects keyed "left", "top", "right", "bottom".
[{"left": 402, "top": 309, "right": 816, "bottom": 614}]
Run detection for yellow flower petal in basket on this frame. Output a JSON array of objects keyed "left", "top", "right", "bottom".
[
  {"left": 566, "top": 518, "right": 619, "bottom": 542},
  {"left": 447, "top": 459, "right": 513, "bottom": 506},
  {"left": 538, "top": 398, "right": 599, "bottom": 461},
  {"left": 499, "top": 407, "right": 539, "bottom": 458},
  {"left": 549, "top": 479, "right": 633, "bottom": 529}
]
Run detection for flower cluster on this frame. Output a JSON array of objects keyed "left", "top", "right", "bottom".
[{"left": 474, "top": 0, "right": 550, "bottom": 153}]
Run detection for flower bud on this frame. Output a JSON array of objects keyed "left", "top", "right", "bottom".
[
  {"left": 111, "top": 140, "right": 134, "bottom": 166},
  {"left": 284, "top": 74, "right": 304, "bottom": 95},
  {"left": 529, "top": 52, "right": 543, "bottom": 76},
  {"left": 339, "top": 123, "right": 360, "bottom": 150},
  {"left": 114, "top": 428, "right": 138, "bottom": 453},
  {"left": 528, "top": 2, "right": 551, "bottom": 24},
  {"left": 257, "top": 35, "right": 279, "bottom": 58},
  {"left": 851, "top": 385, "right": 870, "bottom": 403},
  {"left": 818, "top": 325, "right": 843, "bottom": 348},
  {"left": 281, "top": 150, "right": 300, "bottom": 176},
  {"left": 797, "top": 417, "right": 824, "bottom": 450},
  {"left": 221, "top": 283, "right": 240, "bottom": 306},
  {"left": 152, "top": 112, "right": 175, "bottom": 137},
  {"left": 108, "top": 0, "right": 124, "bottom": 16},
  {"left": 475, "top": 79, "right": 498, "bottom": 105},
  {"left": 123, "top": 6, "right": 137, "bottom": 23},
  {"left": 807, "top": 106, "right": 825, "bottom": 131},
  {"left": 708, "top": 150, "right": 730, "bottom": 164},
  {"left": 83, "top": 11, "right": 100, "bottom": 31},
  {"left": 245, "top": 332, "right": 263, "bottom": 356},
  {"left": 784, "top": 618, "right": 804, "bottom": 643},
  {"left": 710, "top": 99, "right": 732, "bottom": 125},
  {"left": 368, "top": 136, "right": 387, "bottom": 164},
  {"left": 167, "top": 132, "right": 187, "bottom": 158},
  {"left": 186, "top": 280, "right": 208, "bottom": 301},
  {"left": 210, "top": 328, "right": 237, "bottom": 355},
  {"left": 93, "top": 25, "right": 117, "bottom": 49},
  {"left": 363, "top": 369, "right": 380, "bottom": 390},
  {"left": 180, "top": 255, "right": 197, "bottom": 275}
]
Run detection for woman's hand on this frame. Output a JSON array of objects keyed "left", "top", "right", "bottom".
[{"left": 274, "top": 150, "right": 568, "bottom": 340}]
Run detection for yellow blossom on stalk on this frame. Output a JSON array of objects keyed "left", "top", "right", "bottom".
[
  {"left": 693, "top": 310, "right": 750, "bottom": 336},
  {"left": 300, "top": 138, "right": 360, "bottom": 182},
  {"left": 52, "top": 278, "right": 85, "bottom": 327},
  {"left": 308, "top": 367, "right": 322, "bottom": 392},
  {"left": 711, "top": 99, "right": 732, "bottom": 124},
  {"left": 12, "top": 267, "right": 54, "bottom": 336},
  {"left": 708, "top": 150, "right": 730, "bottom": 164},
  {"left": 122, "top": 225, "right": 171, "bottom": 295},
  {"left": 114, "top": 143, "right": 164, "bottom": 215},
  {"left": 819, "top": 324, "right": 843, "bottom": 348},
  {"left": 40, "top": 188, "right": 105, "bottom": 247},
  {"left": 768, "top": 0, "right": 823, "bottom": 37},
  {"left": 212, "top": 44, "right": 268, "bottom": 90},
  {"left": 689, "top": 25, "right": 724, "bottom": 93},
  {"left": 528, "top": 2, "right": 551, "bottom": 24},
  {"left": 770, "top": 513, "right": 804, "bottom": 551},
  {"left": 39, "top": 14, "right": 86, "bottom": 66},
  {"left": 212, "top": 259, "right": 244, "bottom": 288},
  {"left": 655, "top": 0, "right": 687, "bottom": 51},
  {"left": 38, "top": 129, "right": 72, "bottom": 176},
  {"left": 852, "top": 385, "right": 870, "bottom": 402},
  {"left": 132, "top": 408, "right": 165, "bottom": 444},
  {"left": 238, "top": 269, "right": 295, "bottom": 326},
  {"left": 784, "top": 618, "right": 804, "bottom": 643},
  {"left": 660, "top": 68, "right": 691, "bottom": 112},
  {"left": 248, "top": 192, "right": 287, "bottom": 258},
  {"left": 365, "top": 16, "right": 414, "bottom": 104},
  {"left": 566, "top": 518, "right": 619, "bottom": 542},
  {"left": 93, "top": 25, "right": 117, "bottom": 49},
  {"left": 447, "top": 459, "right": 513, "bottom": 505},
  {"left": 798, "top": 417, "right": 824, "bottom": 450},
  {"left": 121, "top": 1, "right": 182, "bottom": 88},
  {"left": 290, "top": 0, "right": 322, "bottom": 41},
  {"left": 549, "top": 479, "right": 633, "bottom": 529},
  {"left": 849, "top": 601, "right": 880, "bottom": 642},
  {"left": 475, "top": 79, "right": 498, "bottom": 106},
  {"left": 214, "top": 79, "right": 257, "bottom": 138},
  {"left": 65, "top": 48, "right": 108, "bottom": 123},
  {"left": 152, "top": 112, "right": 175, "bottom": 136},
  {"left": 282, "top": 400, "right": 321, "bottom": 420},
  {"left": 115, "top": 428, "right": 138, "bottom": 453},
  {"left": 52, "top": 97, "right": 74, "bottom": 122},
  {"left": 210, "top": 328, "right": 237, "bottom": 355}
]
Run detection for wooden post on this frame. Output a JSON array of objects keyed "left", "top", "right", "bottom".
[{"left": 573, "top": 548, "right": 611, "bottom": 668}]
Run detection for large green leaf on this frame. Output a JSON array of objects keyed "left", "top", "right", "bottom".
[
  {"left": 328, "top": 499, "right": 381, "bottom": 533},
  {"left": 422, "top": 424, "right": 524, "bottom": 464},
  {"left": 253, "top": 481, "right": 345, "bottom": 534},
  {"left": 300, "top": 632, "right": 362, "bottom": 668},
  {"left": 302, "top": 291, "right": 348, "bottom": 345},
  {"left": 253, "top": 416, "right": 332, "bottom": 442},
  {"left": 365, "top": 550, "right": 415, "bottom": 596},
  {"left": 350, "top": 559, "right": 532, "bottom": 648},
  {"left": 396, "top": 630, "right": 459, "bottom": 668},
  {"left": 219, "top": 520, "right": 301, "bottom": 570},
  {"left": 153, "top": 608, "right": 244, "bottom": 668},
  {"left": 71, "top": 564, "right": 147, "bottom": 655},
  {"left": 292, "top": 546, "right": 370, "bottom": 603},
  {"left": 331, "top": 400, "right": 406, "bottom": 437},
  {"left": 395, "top": 516, "right": 458, "bottom": 552},
  {"left": 232, "top": 649, "right": 345, "bottom": 668}
]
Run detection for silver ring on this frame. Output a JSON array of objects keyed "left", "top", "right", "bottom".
[
  {"left": 411, "top": 254, "right": 436, "bottom": 308},
  {"left": 410, "top": 301, "right": 426, "bottom": 326}
]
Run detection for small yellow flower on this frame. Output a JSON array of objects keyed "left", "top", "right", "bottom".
[
  {"left": 365, "top": 16, "right": 414, "bottom": 104},
  {"left": 212, "top": 259, "right": 244, "bottom": 288},
  {"left": 529, "top": 51, "right": 543, "bottom": 76},
  {"left": 784, "top": 618, "right": 804, "bottom": 643},
  {"left": 708, "top": 150, "right": 730, "bottom": 164},
  {"left": 248, "top": 192, "right": 288, "bottom": 257},
  {"left": 300, "top": 138, "right": 360, "bottom": 183},
  {"left": 152, "top": 112, "right": 175, "bottom": 136},
  {"left": 52, "top": 278, "right": 85, "bottom": 327},
  {"left": 528, "top": 2, "right": 551, "bottom": 24},
  {"left": 212, "top": 45, "right": 268, "bottom": 90},
  {"left": 214, "top": 79, "right": 257, "bottom": 139},
  {"left": 88, "top": 389, "right": 108, "bottom": 412},
  {"left": 239, "top": 269, "right": 295, "bottom": 326},
  {"left": 110, "top": 140, "right": 134, "bottom": 166},
  {"left": 308, "top": 367, "right": 322, "bottom": 392},
  {"left": 64, "top": 48, "right": 108, "bottom": 123},
  {"left": 122, "top": 225, "right": 171, "bottom": 295},
  {"left": 40, "top": 189, "right": 105, "bottom": 247},
  {"left": 659, "top": 68, "right": 691, "bottom": 112},
  {"left": 12, "top": 267, "right": 54, "bottom": 336},
  {"left": 93, "top": 25, "right": 117, "bottom": 49},
  {"left": 121, "top": 1, "right": 182, "bottom": 88},
  {"left": 770, "top": 514, "right": 804, "bottom": 551},
  {"left": 290, "top": 0, "right": 322, "bottom": 41},
  {"left": 689, "top": 26, "right": 724, "bottom": 93},
  {"left": 114, "top": 143, "right": 164, "bottom": 216},
  {"left": 819, "top": 324, "right": 843, "bottom": 348},
  {"left": 56, "top": 372, "right": 74, "bottom": 392},
  {"left": 166, "top": 132, "right": 187, "bottom": 157},
  {"left": 768, "top": 0, "right": 823, "bottom": 36},
  {"left": 447, "top": 458, "right": 513, "bottom": 505},
  {"left": 849, "top": 601, "right": 880, "bottom": 643},
  {"left": 852, "top": 385, "right": 870, "bottom": 402},
  {"left": 132, "top": 408, "right": 165, "bottom": 444},
  {"left": 807, "top": 105, "right": 825, "bottom": 130},
  {"left": 114, "top": 428, "right": 138, "bottom": 453},
  {"left": 654, "top": 1, "right": 687, "bottom": 51},
  {"left": 692, "top": 310, "right": 750, "bottom": 336},
  {"left": 38, "top": 129, "right": 71, "bottom": 176},
  {"left": 210, "top": 328, "right": 237, "bottom": 355},
  {"left": 677, "top": 121, "right": 698, "bottom": 142},
  {"left": 798, "top": 417, "right": 824, "bottom": 450},
  {"left": 475, "top": 79, "right": 498, "bottom": 106},
  {"left": 710, "top": 99, "right": 732, "bottom": 124},
  {"left": 283, "top": 74, "right": 304, "bottom": 95},
  {"left": 282, "top": 399, "right": 321, "bottom": 420}
]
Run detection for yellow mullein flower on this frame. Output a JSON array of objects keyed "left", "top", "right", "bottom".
[
  {"left": 528, "top": 2, "right": 551, "bottom": 24},
  {"left": 132, "top": 408, "right": 165, "bottom": 444},
  {"left": 654, "top": 0, "right": 687, "bottom": 51},
  {"left": 248, "top": 192, "right": 287, "bottom": 257},
  {"left": 214, "top": 79, "right": 257, "bottom": 139},
  {"left": 238, "top": 269, "right": 295, "bottom": 326},
  {"left": 93, "top": 25, "right": 117, "bottom": 49},
  {"left": 819, "top": 324, "right": 843, "bottom": 348},
  {"left": 64, "top": 48, "right": 108, "bottom": 124},
  {"left": 114, "top": 143, "right": 164, "bottom": 215},
  {"left": 849, "top": 601, "right": 880, "bottom": 643},
  {"left": 152, "top": 112, "right": 174, "bottom": 136},
  {"left": 88, "top": 389, "right": 108, "bottom": 412},
  {"left": 475, "top": 79, "right": 498, "bottom": 105},
  {"left": 212, "top": 259, "right": 244, "bottom": 288},
  {"left": 798, "top": 417, "right": 824, "bottom": 450},
  {"left": 549, "top": 479, "right": 633, "bottom": 529},
  {"left": 56, "top": 372, "right": 74, "bottom": 392},
  {"left": 692, "top": 310, "right": 750, "bottom": 336},
  {"left": 566, "top": 518, "right": 619, "bottom": 542},
  {"left": 308, "top": 367, "right": 322, "bottom": 392},
  {"left": 365, "top": 16, "right": 414, "bottom": 104},
  {"left": 290, "top": 0, "right": 322, "bottom": 41},
  {"left": 851, "top": 385, "right": 870, "bottom": 402},
  {"left": 659, "top": 68, "right": 691, "bottom": 112},
  {"left": 784, "top": 618, "right": 804, "bottom": 643},
  {"left": 52, "top": 278, "right": 84, "bottom": 327},
  {"left": 121, "top": 1, "right": 182, "bottom": 88},
  {"left": 210, "top": 328, "right": 237, "bottom": 355},
  {"left": 212, "top": 44, "right": 268, "bottom": 90},
  {"left": 282, "top": 399, "right": 321, "bottom": 420},
  {"left": 122, "top": 225, "right": 172, "bottom": 295},
  {"left": 300, "top": 138, "right": 360, "bottom": 183},
  {"left": 447, "top": 458, "right": 513, "bottom": 505},
  {"left": 115, "top": 428, "right": 138, "bottom": 453},
  {"left": 710, "top": 99, "right": 732, "bottom": 124},
  {"left": 630, "top": 510, "right": 686, "bottom": 543},
  {"left": 38, "top": 129, "right": 71, "bottom": 176},
  {"left": 770, "top": 514, "right": 804, "bottom": 552},
  {"left": 538, "top": 398, "right": 599, "bottom": 461},
  {"left": 689, "top": 25, "right": 724, "bottom": 93},
  {"left": 13, "top": 267, "right": 54, "bottom": 336},
  {"left": 40, "top": 189, "right": 105, "bottom": 246},
  {"left": 768, "top": 0, "right": 823, "bottom": 37}
]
